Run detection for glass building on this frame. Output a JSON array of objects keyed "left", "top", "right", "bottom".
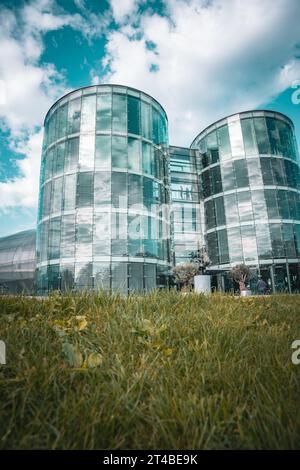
[
  {"left": 1, "top": 84, "right": 300, "bottom": 295},
  {"left": 191, "top": 110, "right": 300, "bottom": 293},
  {"left": 36, "top": 85, "right": 171, "bottom": 294},
  {"left": 169, "top": 146, "right": 203, "bottom": 264},
  {"left": 0, "top": 229, "right": 36, "bottom": 294}
]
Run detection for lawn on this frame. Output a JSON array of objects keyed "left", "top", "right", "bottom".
[{"left": 0, "top": 291, "right": 300, "bottom": 449}]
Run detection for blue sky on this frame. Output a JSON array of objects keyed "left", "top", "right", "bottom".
[{"left": 0, "top": 0, "right": 300, "bottom": 237}]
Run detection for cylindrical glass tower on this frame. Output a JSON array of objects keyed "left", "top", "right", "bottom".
[
  {"left": 191, "top": 110, "right": 300, "bottom": 292},
  {"left": 36, "top": 85, "right": 171, "bottom": 294}
]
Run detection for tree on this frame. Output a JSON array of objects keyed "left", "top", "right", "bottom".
[
  {"left": 172, "top": 263, "right": 199, "bottom": 291},
  {"left": 230, "top": 264, "right": 251, "bottom": 292},
  {"left": 189, "top": 246, "right": 210, "bottom": 274}
]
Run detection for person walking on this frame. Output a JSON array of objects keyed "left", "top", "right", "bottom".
[{"left": 257, "top": 277, "right": 268, "bottom": 295}]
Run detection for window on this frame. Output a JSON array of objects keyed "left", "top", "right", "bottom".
[
  {"left": 112, "top": 136, "right": 127, "bottom": 168},
  {"left": 217, "top": 229, "right": 229, "bottom": 263},
  {"left": 247, "top": 158, "right": 262, "bottom": 186},
  {"left": 141, "top": 101, "right": 151, "bottom": 139},
  {"left": 270, "top": 223, "right": 284, "bottom": 258},
  {"left": 205, "top": 200, "right": 216, "bottom": 230},
  {"left": 271, "top": 158, "right": 286, "bottom": 186},
  {"left": 241, "top": 118, "right": 257, "bottom": 155},
  {"left": 214, "top": 196, "right": 226, "bottom": 226},
  {"left": 233, "top": 159, "right": 249, "bottom": 188},
  {"left": 152, "top": 108, "right": 159, "bottom": 144},
  {"left": 94, "top": 213, "right": 111, "bottom": 256},
  {"left": 54, "top": 142, "right": 65, "bottom": 175},
  {"left": 65, "top": 137, "right": 79, "bottom": 171},
  {"left": 241, "top": 225, "right": 257, "bottom": 261},
  {"left": 48, "top": 217, "right": 60, "bottom": 260},
  {"left": 128, "top": 137, "right": 140, "bottom": 172},
  {"left": 94, "top": 172, "right": 110, "bottom": 207},
  {"left": 251, "top": 190, "right": 267, "bottom": 221},
  {"left": 254, "top": 118, "right": 270, "bottom": 154},
  {"left": 95, "top": 135, "right": 111, "bottom": 169},
  {"left": 63, "top": 174, "right": 76, "bottom": 211},
  {"left": 75, "top": 262, "right": 93, "bottom": 288},
  {"left": 80, "top": 95, "right": 96, "bottom": 133},
  {"left": 60, "top": 214, "right": 75, "bottom": 258},
  {"left": 51, "top": 177, "right": 63, "bottom": 214},
  {"left": 237, "top": 191, "right": 253, "bottom": 222},
  {"left": 142, "top": 142, "right": 152, "bottom": 175},
  {"left": 111, "top": 263, "right": 128, "bottom": 293},
  {"left": 211, "top": 165, "right": 223, "bottom": 194},
  {"left": 206, "top": 231, "right": 219, "bottom": 265},
  {"left": 282, "top": 224, "right": 296, "bottom": 258},
  {"left": 255, "top": 224, "right": 272, "bottom": 259},
  {"left": 264, "top": 189, "right": 279, "bottom": 219},
  {"left": 68, "top": 98, "right": 81, "bottom": 134},
  {"left": 277, "top": 190, "right": 290, "bottom": 219},
  {"left": 217, "top": 125, "right": 231, "bottom": 159},
  {"left": 57, "top": 104, "right": 68, "bottom": 140},
  {"left": 221, "top": 161, "right": 235, "bottom": 191},
  {"left": 112, "top": 94, "right": 126, "bottom": 133},
  {"left": 96, "top": 93, "right": 111, "bottom": 131},
  {"left": 224, "top": 193, "right": 239, "bottom": 225},
  {"left": 129, "top": 263, "right": 143, "bottom": 291},
  {"left": 266, "top": 117, "right": 281, "bottom": 155},
  {"left": 260, "top": 158, "right": 274, "bottom": 185},
  {"left": 206, "top": 131, "right": 219, "bottom": 163},
  {"left": 112, "top": 172, "right": 127, "bottom": 208},
  {"left": 228, "top": 119, "right": 244, "bottom": 157},
  {"left": 128, "top": 174, "right": 142, "bottom": 207},
  {"left": 127, "top": 96, "right": 140, "bottom": 135},
  {"left": 112, "top": 212, "right": 128, "bottom": 255},
  {"left": 93, "top": 263, "right": 110, "bottom": 290},
  {"left": 227, "top": 227, "right": 243, "bottom": 263},
  {"left": 79, "top": 134, "right": 95, "bottom": 170},
  {"left": 75, "top": 211, "right": 92, "bottom": 257},
  {"left": 76, "top": 172, "right": 94, "bottom": 207}
]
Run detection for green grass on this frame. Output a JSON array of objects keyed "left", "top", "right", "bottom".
[{"left": 0, "top": 290, "right": 300, "bottom": 449}]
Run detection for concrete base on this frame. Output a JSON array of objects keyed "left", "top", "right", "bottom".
[{"left": 194, "top": 275, "right": 211, "bottom": 294}]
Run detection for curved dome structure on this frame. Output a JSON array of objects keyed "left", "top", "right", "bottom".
[
  {"left": 0, "top": 229, "right": 36, "bottom": 294},
  {"left": 36, "top": 84, "right": 171, "bottom": 294}
]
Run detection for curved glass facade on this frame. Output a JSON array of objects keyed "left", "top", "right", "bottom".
[
  {"left": 0, "top": 230, "right": 36, "bottom": 293},
  {"left": 191, "top": 110, "right": 300, "bottom": 292},
  {"left": 36, "top": 85, "right": 171, "bottom": 294}
]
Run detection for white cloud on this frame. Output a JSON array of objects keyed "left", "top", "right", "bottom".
[
  {"left": 0, "top": 129, "right": 43, "bottom": 209},
  {"left": 110, "top": 0, "right": 138, "bottom": 24},
  {"left": 102, "top": 0, "right": 300, "bottom": 145}
]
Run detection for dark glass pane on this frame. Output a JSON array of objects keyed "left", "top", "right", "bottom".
[
  {"left": 57, "top": 104, "right": 68, "bottom": 140},
  {"left": 211, "top": 165, "right": 223, "bottom": 194},
  {"left": 282, "top": 223, "right": 296, "bottom": 257},
  {"left": 205, "top": 200, "right": 216, "bottom": 230},
  {"left": 264, "top": 189, "right": 279, "bottom": 219},
  {"left": 214, "top": 196, "right": 226, "bottom": 226},
  {"left": 270, "top": 223, "right": 284, "bottom": 257},
  {"left": 271, "top": 158, "right": 286, "bottom": 186},
  {"left": 112, "top": 94, "right": 126, "bottom": 133},
  {"left": 112, "top": 136, "right": 127, "bottom": 168},
  {"left": 241, "top": 118, "right": 257, "bottom": 155},
  {"left": 217, "top": 229, "right": 229, "bottom": 263},
  {"left": 128, "top": 174, "right": 142, "bottom": 206},
  {"left": 112, "top": 172, "right": 127, "bottom": 208},
  {"left": 129, "top": 263, "right": 143, "bottom": 291},
  {"left": 254, "top": 117, "right": 270, "bottom": 154},
  {"left": 206, "top": 231, "right": 219, "bottom": 265},
  {"left": 233, "top": 159, "right": 249, "bottom": 188},
  {"left": 128, "top": 96, "right": 140, "bottom": 135},
  {"left": 111, "top": 263, "right": 128, "bottom": 293},
  {"left": 255, "top": 224, "right": 272, "bottom": 259},
  {"left": 49, "top": 217, "right": 60, "bottom": 260},
  {"left": 277, "top": 190, "right": 290, "bottom": 219},
  {"left": 266, "top": 117, "right": 281, "bottom": 155},
  {"left": 260, "top": 158, "right": 274, "bottom": 185}
]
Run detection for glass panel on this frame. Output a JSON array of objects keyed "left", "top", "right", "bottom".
[
  {"left": 214, "top": 196, "right": 226, "bottom": 226},
  {"left": 237, "top": 191, "right": 253, "bottom": 222},
  {"left": 60, "top": 214, "right": 75, "bottom": 258},
  {"left": 48, "top": 264, "right": 60, "bottom": 291},
  {"left": 254, "top": 117, "right": 270, "bottom": 154},
  {"left": 128, "top": 95, "right": 141, "bottom": 135},
  {"left": 94, "top": 212, "right": 111, "bottom": 255},
  {"left": 80, "top": 95, "right": 96, "bottom": 133},
  {"left": 79, "top": 134, "right": 95, "bottom": 170},
  {"left": 144, "top": 264, "right": 156, "bottom": 290},
  {"left": 68, "top": 98, "right": 81, "bottom": 134},
  {"left": 274, "top": 264, "right": 289, "bottom": 292},
  {"left": 255, "top": 224, "right": 272, "bottom": 259},
  {"left": 241, "top": 225, "right": 257, "bottom": 261},
  {"left": 94, "top": 263, "right": 110, "bottom": 290},
  {"left": 205, "top": 200, "right": 216, "bottom": 230},
  {"left": 260, "top": 158, "right": 274, "bottom": 185},
  {"left": 60, "top": 264, "right": 74, "bottom": 291},
  {"left": 270, "top": 223, "right": 284, "bottom": 258},
  {"left": 111, "top": 212, "right": 128, "bottom": 256},
  {"left": 271, "top": 158, "right": 286, "bottom": 186},
  {"left": 221, "top": 161, "right": 235, "bottom": 191},
  {"left": 128, "top": 214, "right": 142, "bottom": 256},
  {"left": 266, "top": 117, "right": 281, "bottom": 155},
  {"left": 217, "top": 229, "right": 229, "bottom": 263},
  {"left": 251, "top": 190, "right": 268, "bottom": 221},
  {"left": 141, "top": 101, "right": 151, "bottom": 139},
  {"left": 128, "top": 137, "right": 140, "bottom": 172},
  {"left": 76, "top": 211, "right": 93, "bottom": 257},
  {"left": 51, "top": 177, "right": 63, "bottom": 213},
  {"left": 128, "top": 174, "right": 142, "bottom": 207},
  {"left": 211, "top": 165, "right": 222, "bottom": 194},
  {"left": 49, "top": 217, "right": 60, "bottom": 260},
  {"left": 112, "top": 136, "right": 127, "bottom": 168},
  {"left": 95, "top": 135, "right": 111, "bottom": 169},
  {"left": 233, "top": 159, "right": 249, "bottom": 188},
  {"left": 112, "top": 94, "right": 127, "bottom": 133},
  {"left": 75, "top": 262, "right": 93, "bottom": 288},
  {"left": 112, "top": 172, "right": 127, "bottom": 208},
  {"left": 111, "top": 262, "right": 128, "bottom": 293},
  {"left": 43, "top": 181, "right": 51, "bottom": 216},
  {"left": 265, "top": 189, "right": 279, "bottom": 219},
  {"left": 228, "top": 119, "right": 244, "bottom": 157},
  {"left": 96, "top": 93, "right": 111, "bottom": 131},
  {"left": 76, "top": 172, "right": 94, "bottom": 207},
  {"left": 206, "top": 131, "right": 219, "bottom": 164},
  {"left": 65, "top": 137, "right": 79, "bottom": 172},
  {"left": 241, "top": 118, "right": 257, "bottom": 155},
  {"left": 129, "top": 263, "right": 143, "bottom": 291},
  {"left": 224, "top": 193, "right": 239, "bottom": 225},
  {"left": 206, "top": 231, "right": 219, "bottom": 265},
  {"left": 142, "top": 142, "right": 152, "bottom": 175},
  {"left": 282, "top": 223, "right": 296, "bottom": 257},
  {"left": 294, "top": 225, "right": 300, "bottom": 257},
  {"left": 289, "top": 264, "right": 300, "bottom": 293},
  {"left": 152, "top": 108, "right": 159, "bottom": 144},
  {"left": 247, "top": 158, "right": 262, "bottom": 186},
  {"left": 227, "top": 227, "right": 243, "bottom": 263},
  {"left": 57, "top": 104, "right": 68, "bottom": 140},
  {"left": 94, "top": 172, "right": 111, "bottom": 207},
  {"left": 217, "top": 125, "right": 231, "bottom": 160},
  {"left": 277, "top": 189, "right": 290, "bottom": 219},
  {"left": 63, "top": 173, "right": 76, "bottom": 211},
  {"left": 54, "top": 141, "right": 65, "bottom": 175}
]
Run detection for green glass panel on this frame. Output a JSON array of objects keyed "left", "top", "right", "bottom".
[
  {"left": 76, "top": 172, "right": 94, "bottom": 207},
  {"left": 96, "top": 93, "right": 111, "bottom": 131},
  {"left": 95, "top": 135, "right": 111, "bottom": 169},
  {"left": 241, "top": 118, "right": 257, "bottom": 155},
  {"left": 112, "top": 94, "right": 127, "bottom": 133},
  {"left": 112, "top": 136, "right": 127, "bottom": 168}
]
